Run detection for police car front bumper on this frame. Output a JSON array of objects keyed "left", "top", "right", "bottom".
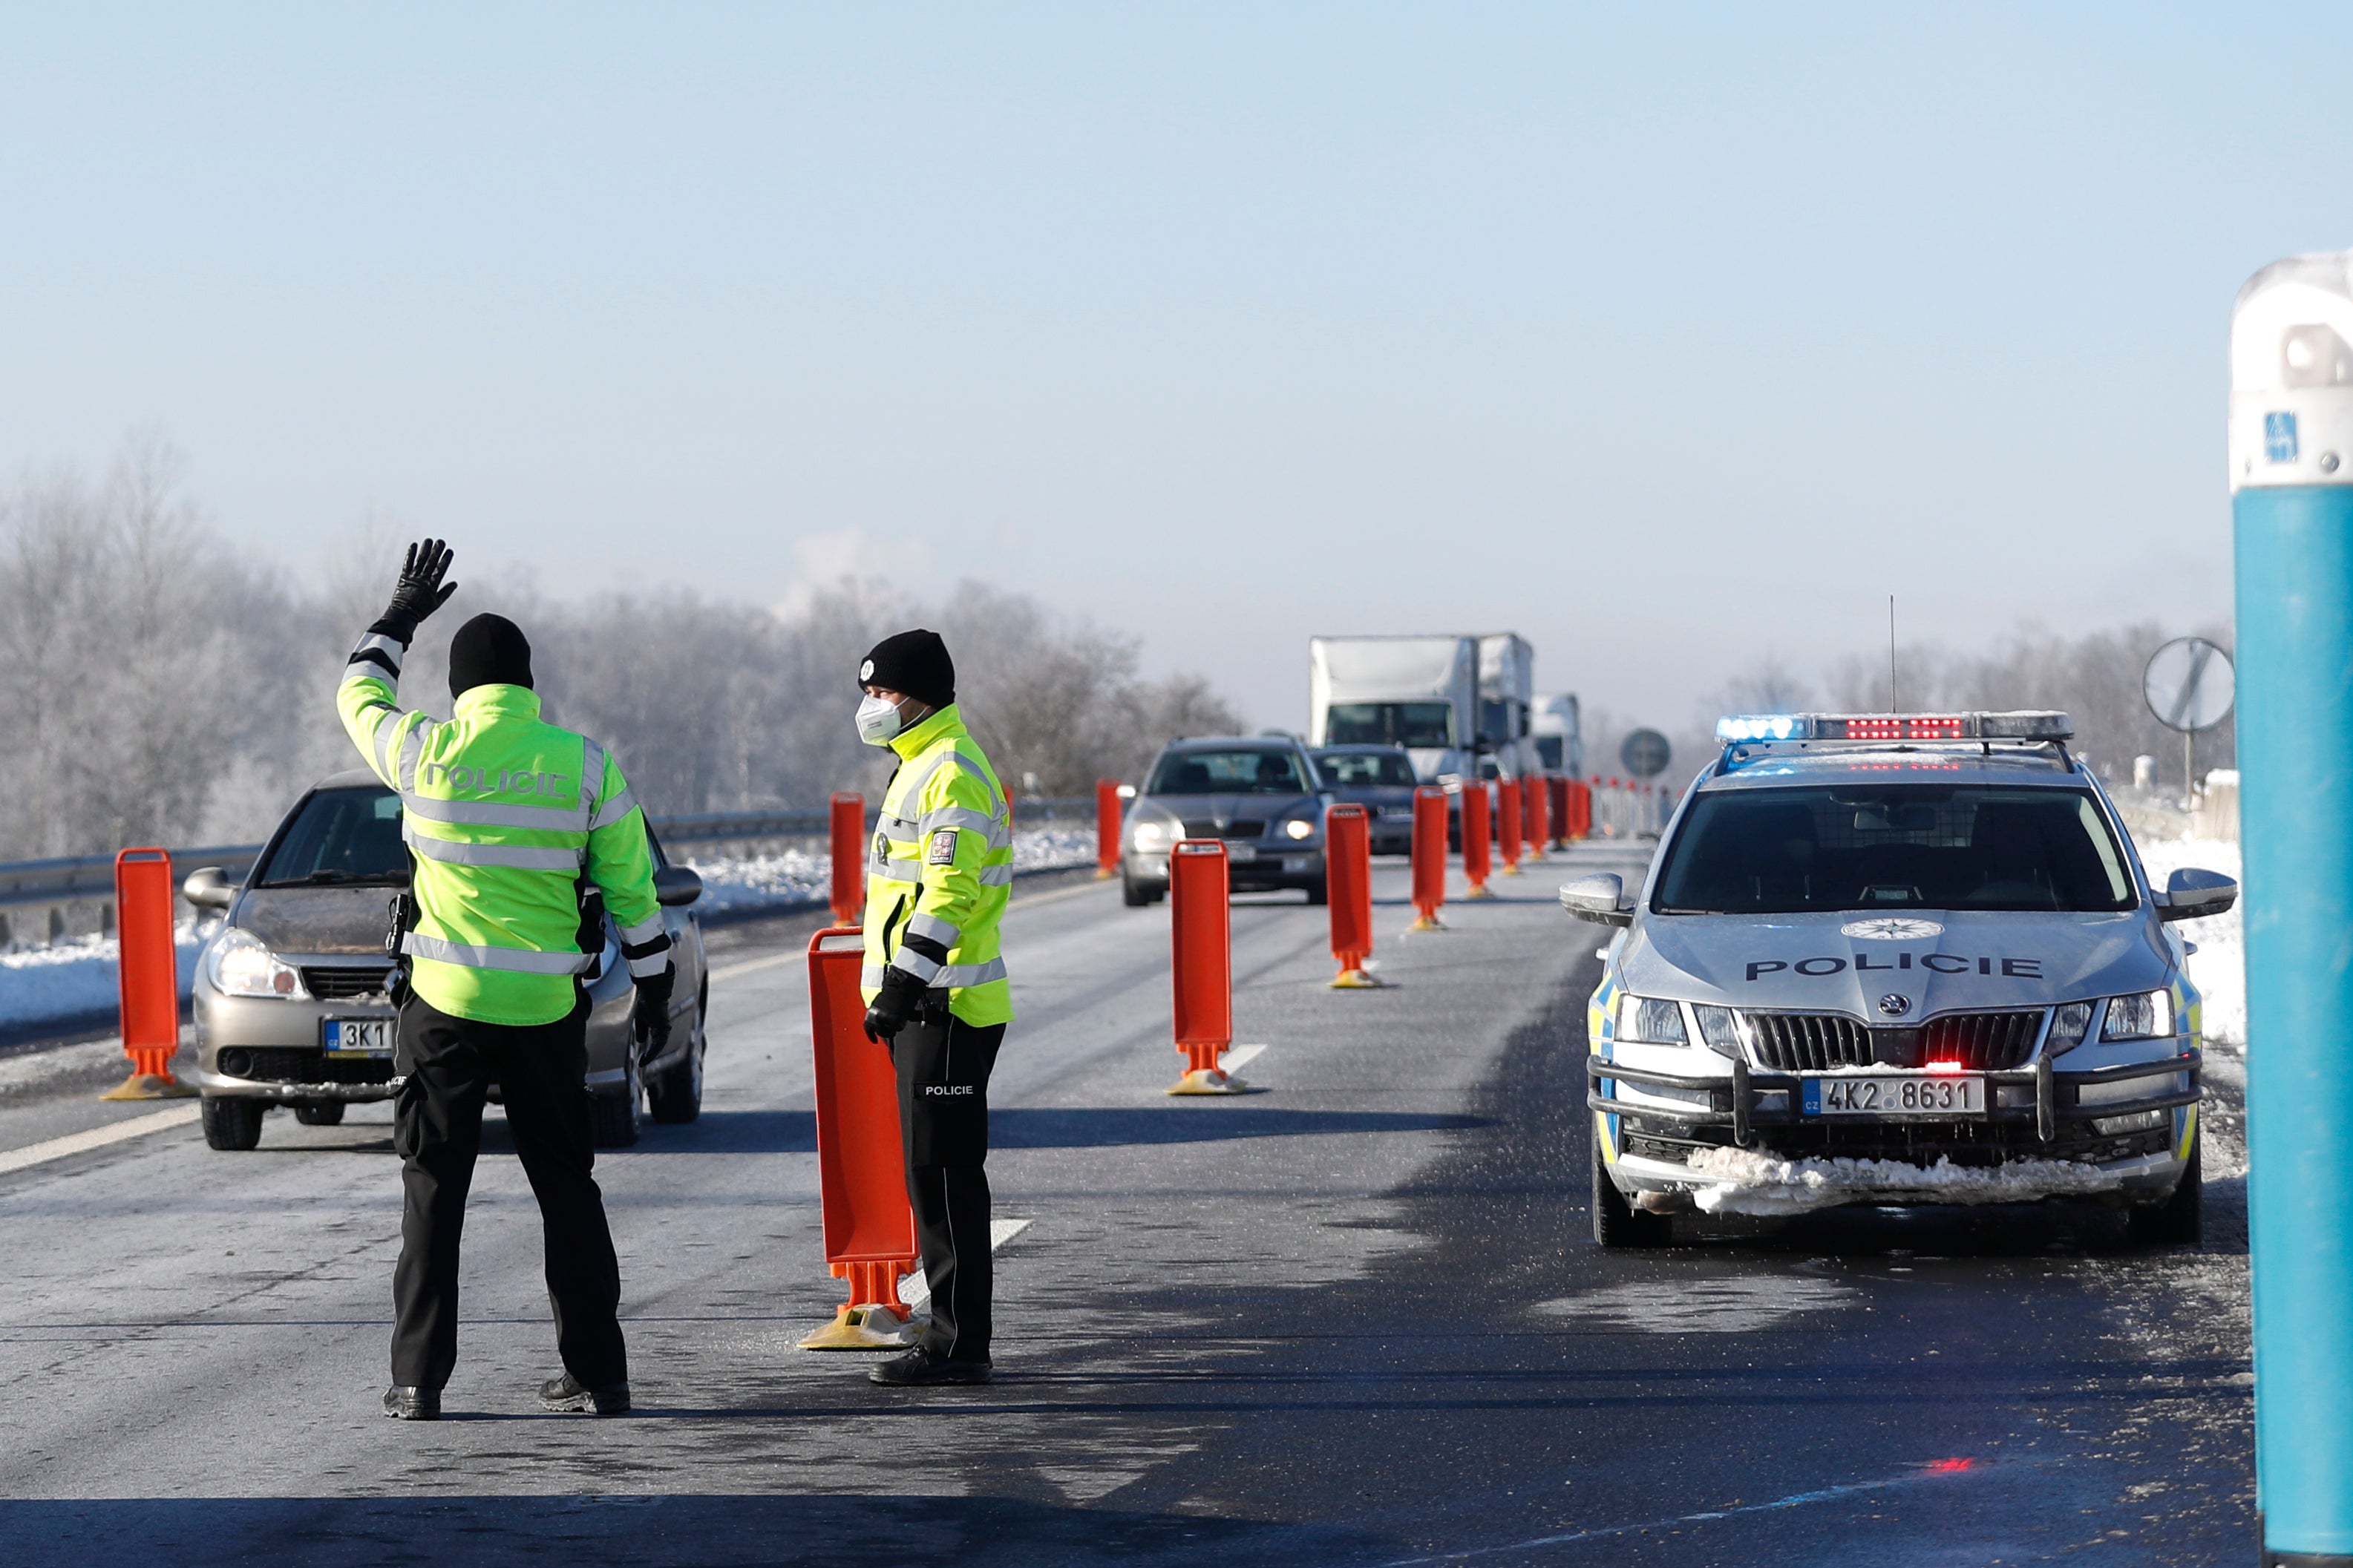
[{"left": 1588, "top": 1049, "right": 2201, "bottom": 1206}]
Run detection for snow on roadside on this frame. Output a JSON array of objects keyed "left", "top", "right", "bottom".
[
  {"left": 0, "top": 925, "right": 209, "bottom": 1033},
  {"left": 685, "top": 825, "right": 1098, "bottom": 917},
  {"left": 2133, "top": 836, "right": 2243, "bottom": 1054}
]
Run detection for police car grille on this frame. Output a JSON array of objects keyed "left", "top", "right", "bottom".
[
  {"left": 302, "top": 966, "right": 394, "bottom": 1000},
  {"left": 1919, "top": 1010, "right": 2043, "bottom": 1070},
  {"left": 1746, "top": 1013, "right": 1873, "bottom": 1071}
]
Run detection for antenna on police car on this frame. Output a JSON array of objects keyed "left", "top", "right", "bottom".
[{"left": 1887, "top": 596, "right": 1897, "bottom": 712}]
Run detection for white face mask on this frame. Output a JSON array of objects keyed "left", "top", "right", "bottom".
[{"left": 856, "top": 693, "right": 906, "bottom": 746}]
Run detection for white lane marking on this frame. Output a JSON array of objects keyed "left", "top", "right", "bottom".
[
  {"left": 1221, "top": 1044, "right": 1267, "bottom": 1074},
  {"left": 1531, "top": 1276, "right": 1859, "bottom": 1334},
  {"left": 1383, "top": 1461, "right": 1989, "bottom": 1564},
  {"left": 706, "top": 951, "right": 799, "bottom": 983},
  {"left": 899, "top": 1218, "right": 1032, "bottom": 1309},
  {"left": 0, "top": 1106, "right": 202, "bottom": 1177}
]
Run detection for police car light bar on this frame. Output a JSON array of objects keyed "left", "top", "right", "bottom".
[{"left": 1715, "top": 712, "right": 2072, "bottom": 744}]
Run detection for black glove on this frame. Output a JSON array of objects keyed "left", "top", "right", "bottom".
[
  {"left": 863, "top": 966, "right": 926, "bottom": 1044},
  {"left": 380, "top": 538, "right": 458, "bottom": 640},
  {"left": 632, "top": 962, "right": 675, "bottom": 1053}
]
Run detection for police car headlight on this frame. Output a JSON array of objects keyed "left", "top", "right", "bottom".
[
  {"left": 1284, "top": 818, "right": 1315, "bottom": 841},
  {"left": 1691, "top": 1004, "right": 1744, "bottom": 1059},
  {"left": 1615, "top": 995, "right": 1689, "bottom": 1046},
  {"left": 2044, "top": 1000, "right": 2095, "bottom": 1055},
  {"left": 2101, "top": 990, "right": 2175, "bottom": 1042},
  {"left": 207, "top": 928, "right": 310, "bottom": 1000}
]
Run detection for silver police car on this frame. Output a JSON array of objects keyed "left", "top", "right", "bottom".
[
  {"left": 1563, "top": 712, "right": 2235, "bottom": 1248},
  {"left": 183, "top": 770, "right": 709, "bottom": 1152}
]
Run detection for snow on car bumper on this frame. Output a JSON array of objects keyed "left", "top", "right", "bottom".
[{"left": 1588, "top": 1049, "right": 2200, "bottom": 1216}]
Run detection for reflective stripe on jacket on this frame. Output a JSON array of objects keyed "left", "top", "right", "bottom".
[
  {"left": 860, "top": 704, "right": 1014, "bottom": 1027},
  {"left": 336, "top": 623, "right": 669, "bottom": 1027}
]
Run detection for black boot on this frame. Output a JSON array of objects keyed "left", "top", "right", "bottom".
[
  {"left": 382, "top": 1385, "right": 441, "bottom": 1420},
  {"left": 539, "top": 1371, "right": 631, "bottom": 1415},
  {"left": 869, "top": 1345, "right": 991, "bottom": 1386}
]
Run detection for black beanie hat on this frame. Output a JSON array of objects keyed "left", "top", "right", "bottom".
[
  {"left": 859, "top": 629, "right": 955, "bottom": 709},
  {"left": 448, "top": 613, "right": 534, "bottom": 699}
]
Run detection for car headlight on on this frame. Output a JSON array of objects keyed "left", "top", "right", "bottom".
[
  {"left": 1614, "top": 994, "right": 1689, "bottom": 1046},
  {"left": 206, "top": 927, "right": 310, "bottom": 1000},
  {"left": 1284, "top": 818, "right": 1315, "bottom": 840},
  {"left": 1131, "top": 819, "right": 1176, "bottom": 850},
  {"left": 2101, "top": 989, "right": 2175, "bottom": 1042},
  {"left": 2044, "top": 1000, "right": 2096, "bottom": 1055}
]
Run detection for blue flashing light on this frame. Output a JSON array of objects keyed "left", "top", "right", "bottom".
[{"left": 1716, "top": 715, "right": 1801, "bottom": 742}]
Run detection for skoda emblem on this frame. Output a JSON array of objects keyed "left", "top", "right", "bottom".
[{"left": 1877, "top": 994, "right": 1912, "bottom": 1018}]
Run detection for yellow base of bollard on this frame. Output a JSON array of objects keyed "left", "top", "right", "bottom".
[
  {"left": 1500, "top": 863, "right": 1525, "bottom": 876},
  {"left": 1093, "top": 866, "right": 1116, "bottom": 879},
  {"left": 99, "top": 1072, "right": 196, "bottom": 1101},
  {"left": 1408, "top": 915, "right": 1444, "bottom": 932},
  {"left": 1329, "top": 968, "right": 1384, "bottom": 989},
  {"left": 1463, "top": 884, "right": 1497, "bottom": 899},
  {"left": 1167, "top": 1066, "right": 1249, "bottom": 1095},
  {"left": 799, "top": 1303, "right": 927, "bottom": 1351}
]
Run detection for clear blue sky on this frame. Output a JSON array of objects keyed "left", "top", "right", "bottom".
[{"left": 1, "top": 4, "right": 2340, "bottom": 732}]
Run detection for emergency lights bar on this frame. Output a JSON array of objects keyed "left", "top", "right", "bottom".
[{"left": 1715, "top": 712, "right": 2072, "bottom": 744}]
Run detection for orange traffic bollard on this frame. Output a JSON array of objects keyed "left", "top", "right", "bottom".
[
  {"left": 829, "top": 793, "right": 865, "bottom": 927},
  {"left": 1094, "top": 778, "right": 1123, "bottom": 879},
  {"left": 99, "top": 848, "right": 192, "bottom": 1100},
  {"left": 1525, "top": 772, "right": 1550, "bottom": 861},
  {"left": 1462, "top": 781, "right": 1494, "bottom": 898},
  {"left": 799, "top": 926, "right": 923, "bottom": 1350},
  {"left": 1546, "top": 775, "right": 1571, "bottom": 850},
  {"left": 1409, "top": 786, "right": 1447, "bottom": 931},
  {"left": 1168, "top": 839, "right": 1246, "bottom": 1094},
  {"left": 1574, "top": 779, "right": 1594, "bottom": 840},
  {"left": 1496, "top": 776, "right": 1523, "bottom": 876},
  {"left": 1324, "top": 804, "right": 1379, "bottom": 987}
]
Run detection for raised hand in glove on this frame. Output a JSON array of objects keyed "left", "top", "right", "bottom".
[
  {"left": 632, "top": 962, "right": 675, "bottom": 1053},
  {"left": 380, "top": 538, "right": 459, "bottom": 639},
  {"left": 863, "top": 966, "right": 926, "bottom": 1044}
]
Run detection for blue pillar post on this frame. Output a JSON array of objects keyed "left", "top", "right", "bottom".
[{"left": 2233, "top": 252, "right": 2353, "bottom": 1566}]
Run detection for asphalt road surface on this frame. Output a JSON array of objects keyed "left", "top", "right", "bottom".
[{"left": 0, "top": 845, "right": 2254, "bottom": 1566}]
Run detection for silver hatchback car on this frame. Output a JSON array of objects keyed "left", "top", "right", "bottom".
[
  {"left": 185, "top": 770, "right": 709, "bottom": 1152},
  {"left": 1565, "top": 712, "right": 2235, "bottom": 1248}
]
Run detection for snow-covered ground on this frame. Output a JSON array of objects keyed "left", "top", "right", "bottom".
[
  {"left": 2134, "top": 835, "right": 2244, "bottom": 1054},
  {"left": 0, "top": 827, "right": 1103, "bottom": 1037}
]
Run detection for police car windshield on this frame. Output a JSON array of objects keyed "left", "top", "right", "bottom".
[
  {"left": 1148, "top": 750, "right": 1309, "bottom": 796},
  {"left": 1315, "top": 750, "right": 1418, "bottom": 787},
  {"left": 255, "top": 787, "right": 410, "bottom": 887},
  {"left": 1652, "top": 784, "right": 2134, "bottom": 915}
]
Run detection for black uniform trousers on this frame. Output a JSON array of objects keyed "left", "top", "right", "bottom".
[
  {"left": 390, "top": 991, "right": 628, "bottom": 1392},
  {"left": 891, "top": 1009, "right": 1005, "bottom": 1363}
]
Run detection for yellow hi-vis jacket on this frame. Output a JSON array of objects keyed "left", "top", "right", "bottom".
[
  {"left": 336, "top": 625, "right": 671, "bottom": 1028},
  {"left": 860, "top": 704, "right": 1015, "bottom": 1027}
]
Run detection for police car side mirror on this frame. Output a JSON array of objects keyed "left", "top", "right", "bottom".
[
  {"left": 2157, "top": 867, "right": 2236, "bottom": 922},
  {"left": 1560, "top": 873, "right": 1632, "bottom": 928},
  {"left": 653, "top": 865, "right": 704, "bottom": 908},
  {"left": 182, "top": 866, "right": 236, "bottom": 912}
]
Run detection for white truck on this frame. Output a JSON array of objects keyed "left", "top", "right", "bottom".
[
  {"left": 1308, "top": 635, "right": 1480, "bottom": 784},
  {"left": 1531, "top": 691, "right": 1583, "bottom": 776},
  {"left": 1477, "top": 633, "right": 1540, "bottom": 778}
]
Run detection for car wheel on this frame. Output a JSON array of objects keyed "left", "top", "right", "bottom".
[
  {"left": 1592, "top": 1138, "right": 1672, "bottom": 1249},
  {"left": 1304, "top": 876, "right": 1329, "bottom": 906},
  {"left": 200, "top": 1095, "right": 266, "bottom": 1151},
  {"left": 2128, "top": 1134, "right": 2202, "bottom": 1247},
  {"left": 648, "top": 988, "right": 706, "bottom": 1125},
  {"left": 591, "top": 1052, "right": 643, "bottom": 1149},
  {"left": 1122, "top": 870, "right": 1153, "bottom": 908},
  {"left": 293, "top": 1101, "right": 346, "bottom": 1126}
]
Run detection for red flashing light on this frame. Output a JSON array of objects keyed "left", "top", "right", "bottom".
[
  {"left": 1924, "top": 1457, "right": 1976, "bottom": 1474},
  {"left": 1836, "top": 716, "right": 1966, "bottom": 741},
  {"left": 1925, "top": 1060, "right": 1966, "bottom": 1075}
]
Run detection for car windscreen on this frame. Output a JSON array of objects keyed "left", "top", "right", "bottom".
[
  {"left": 1148, "top": 749, "right": 1309, "bottom": 795},
  {"left": 1315, "top": 750, "right": 1418, "bottom": 787},
  {"left": 1324, "top": 702, "right": 1454, "bottom": 749},
  {"left": 254, "top": 787, "right": 410, "bottom": 887},
  {"left": 1650, "top": 784, "right": 2135, "bottom": 914}
]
